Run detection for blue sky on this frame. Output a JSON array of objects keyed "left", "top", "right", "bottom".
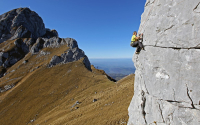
[{"left": 0, "top": 0, "right": 146, "bottom": 59}]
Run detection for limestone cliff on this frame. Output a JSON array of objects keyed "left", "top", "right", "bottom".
[{"left": 128, "top": 0, "right": 200, "bottom": 125}]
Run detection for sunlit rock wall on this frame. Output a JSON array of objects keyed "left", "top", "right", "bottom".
[{"left": 128, "top": 0, "right": 200, "bottom": 124}]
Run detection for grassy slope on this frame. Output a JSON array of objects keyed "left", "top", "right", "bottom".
[{"left": 0, "top": 40, "right": 134, "bottom": 125}]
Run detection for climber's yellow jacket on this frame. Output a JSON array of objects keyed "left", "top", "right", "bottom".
[{"left": 131, "top": 35, "right": 136, "bottom": 43}]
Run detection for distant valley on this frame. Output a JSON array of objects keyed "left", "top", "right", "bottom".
[{"left": 90, "top": 58, "right": 135, "bottom": 80}]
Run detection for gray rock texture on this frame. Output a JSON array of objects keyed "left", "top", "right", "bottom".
[
  {"left": 0, "top": 8, "right": 46, "bottom": 42},
  {"left": 48, "top": 38, "right": 91, "bottom": 71},
  {"left": 0, "top": 84, "right": 15, "bottom": 93},
  {"left": 128, "top": 0, "right": 200, "bottom": 125},
  {"left": 30, "top": 36, "right": 91, "bottom": 70},
  {"left": 30, "top": 37, "right": 45, "bottom": 54},
  {"left": 43, "top": 37, "right": 62, "bottom": 48},
  {"left": 0, "top": 7, "right": 46, "bottom": 69},
  {"left": 43, "top": 28, "right": 58, "bottom": 38},
  {"left": 0, "top": 38, "right": 31, "bottom": 68},
  {"left": 31, "top": 37, "right": 91, "bottom": 71}
]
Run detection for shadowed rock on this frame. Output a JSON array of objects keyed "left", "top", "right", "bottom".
[
  {"left": 30, "top": 38, "right": 45, "bottom": 54},
  {"left": 43, "top": 28, "right": 58, "bottom": 38}
]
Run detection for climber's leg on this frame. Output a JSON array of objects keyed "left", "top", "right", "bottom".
[
  {"left": 130, "top": 41, "right": 138, "bottom": 47},
  {"left": 131, "top": 41, "right": 142, "bottom": 54},
  {"left": 133, "top": 41, "right": 141, "bottom": 52},
  {"left": 139, "top": 42, "right": 145, "bottom": 50},
  {"left": 136, "top": 43, "right": 141, "bottom": 52}
]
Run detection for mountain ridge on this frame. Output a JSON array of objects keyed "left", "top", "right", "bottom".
[{"left": 0, "top": 7, "right": 134, "bottom": 125}]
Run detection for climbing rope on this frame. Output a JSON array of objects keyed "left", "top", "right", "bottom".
[{"left": 140, "top": 0, "right": 158, "bottom": 33}]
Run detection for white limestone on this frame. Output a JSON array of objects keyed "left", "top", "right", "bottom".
[{"left": 128, "top": 0, "right": 200, "bottom": 125}]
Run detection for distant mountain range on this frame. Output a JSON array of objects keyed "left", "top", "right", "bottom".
[{"left": 90, "top": 58, "right": 135, "bottom": 80}]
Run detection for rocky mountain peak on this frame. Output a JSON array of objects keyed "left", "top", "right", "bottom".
[
  {"left": 0, "top": 8, "right": 91, "bottom": 77},
  {"left": 0, "top": 7, "right": 46, "bottom": 42}
]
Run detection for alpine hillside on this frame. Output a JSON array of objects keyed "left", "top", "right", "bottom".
[{"left": 0, "top": 8, "right": 134, "bottom": 125}]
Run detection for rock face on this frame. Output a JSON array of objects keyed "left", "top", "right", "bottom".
[
  {"left": 0, "top": 8, "right": 46, "bottom": 42},
  {"left": 128, "top": 0, "right": 200, "bottom": 125},
  {"left": 48, "top": 38, "right": 91, "bottom": 71}
]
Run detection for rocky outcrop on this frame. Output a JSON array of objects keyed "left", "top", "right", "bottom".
[
  {"left": 0, "top": 84, "right": 15, "bottom": 93},
  {"left": 0, "top": 7, "right": 46, "bottom": 70},
  {"left": 0, "top": 8, "right": 46, "bottom": 42},
  {"left": 43, "top": 28, "right": 58, "bottom": 38},
  {"left": 30, "top": 37, "right": 45, "bottom": 54},
  {"left": 30, "top": 36, "right": 91, "bottom": 70},
  {"left": 0, "top": 38, "right": 30, "bottom": 68},
  {"left": 48, "top": 38, "right": 91, "bottom": 71},
  {"left": 128, "top": 0, "right": 200, "bottom": 125}
]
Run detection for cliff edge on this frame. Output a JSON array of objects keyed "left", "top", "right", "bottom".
[{"left": 128, "top": 0, "right": 200, "bottom": 125}]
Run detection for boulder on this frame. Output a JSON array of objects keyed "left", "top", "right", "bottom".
[
  {"left": 4, "top": 84, "right": 15, "bottom": 91},
  {"left": 128, "top": 0, "right": 200, "bottom": 125},
  {"left": 93, "top": 99, "right": 97, "bottom": 102},
  {"left": 22, "top": 60, "right": 28, "bottom": 64}
]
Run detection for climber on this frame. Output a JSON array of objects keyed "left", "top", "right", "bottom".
[{"left": 130, "top": 31, "right": 144, "bottom": 54}]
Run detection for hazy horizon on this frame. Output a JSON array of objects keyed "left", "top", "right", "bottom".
[{"left": 90, "top": 58, "right": 135, "bottom": 80}]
